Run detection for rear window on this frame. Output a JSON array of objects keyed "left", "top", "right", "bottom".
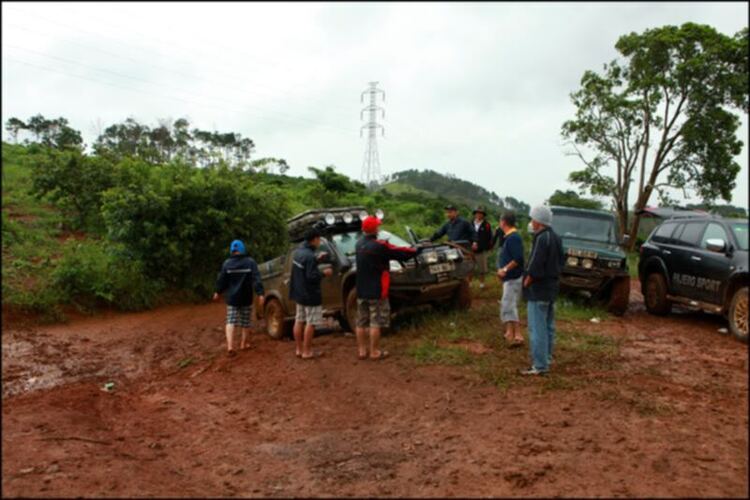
[
  {"left": 674, "top": 222, "right": 706, "bottom": 247},
  {"left": 651, "top": 222, "right": 677, "bottom": 243}
]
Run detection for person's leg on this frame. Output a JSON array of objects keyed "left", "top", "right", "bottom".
[
  {"left": 501, "top": 280, "right": 519, "bottom": 342},
  {"left": 369, "top": 299, "right": 390, "bottom": 359},
  {"left": 527, "top": 301, "right": 550, "bottom": 371},
  {"left": 240, "top": 328, "right": 251, "bottom": 349},
  {"left": 511, "top": 280, "right": 524, "bottom": 343},
  {"left": 356, "top": 299, "right": 369, "bottom": 358},
  {"left": 547, "top": 301, "right": 556, "bottom": 365},
  {"left": 478, "top": 252, "right": 487, "bottom": 289},
  {"left": 225, "top": 323, "right": 236, "bottom": 352},
  {"left": 302, "top": 322, "right": 315, "bottom": 357},
  {"left": 240, "top": 306, "right": 252, "bottom": 349},
  {"left": 293, "top": 321, "right": 304, "bottom": 356}
]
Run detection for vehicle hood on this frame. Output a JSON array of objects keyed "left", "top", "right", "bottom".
[{"left": 562, "top": 237, "right": 625, "bottom": 260}]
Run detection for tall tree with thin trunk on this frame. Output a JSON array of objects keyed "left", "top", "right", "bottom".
[{"left": 562, "top": 23, "right": 748, "bottom": 249}]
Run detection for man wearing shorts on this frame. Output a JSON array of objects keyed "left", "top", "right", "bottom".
[
  {"left": 355, "top": 216, "right": 416, "bottom": 360},
  {"left": 471, "top": 205, "right": 494, "bottom": 289},
  {"left": 289, "top": 228, "right": 333, "bottom": 359},
  {"left": 214, "top": 239, "right": 265, "bottom": 356},
  {"left": 496, "top": 213, "right": 525, "bottom": 346}
]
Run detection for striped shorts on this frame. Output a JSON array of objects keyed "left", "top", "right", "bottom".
[{"left": 226, "top": 305, "right": 253, "bottom": 328}]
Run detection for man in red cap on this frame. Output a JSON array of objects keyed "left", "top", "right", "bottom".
[{"left": 355, "top": 216, "right": 416, "bottom": 360}]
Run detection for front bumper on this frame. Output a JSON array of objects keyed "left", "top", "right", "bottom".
[{"left": 560, "top": 267, "right": 628, "bottom": 293}]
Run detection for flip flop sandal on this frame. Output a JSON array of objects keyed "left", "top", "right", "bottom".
[
  {"left": 358, "top": 353, "right": 369, "bottom": 361},
  {"left": 301, "top": 351, "right": 324, "bottom": 360},
  {"left": 370, "top": 350, "right": 390, "bottom": 361}
]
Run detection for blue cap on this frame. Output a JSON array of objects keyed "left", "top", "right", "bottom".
[{"left": 230, "top": 240, "right": 246, "bottom": 254}]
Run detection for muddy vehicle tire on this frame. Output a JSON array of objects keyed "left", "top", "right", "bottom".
[
  {"left": 606, "top": 277, "right": 630, "bottom": 316},
  {"left": 264, "top": 298, "right": 292, "bottom": 339},
  {"left": 451, "top": 278, "right": 472, "bottom": 311},
  {"left": 644, "top": 272, "right": 671, "bottom": 316},
  {"left": 340, "top": 288, "right": 358, "bottom": 333},
  {"left": 728, "top": 286, "right": 748, "bottom": 343}
]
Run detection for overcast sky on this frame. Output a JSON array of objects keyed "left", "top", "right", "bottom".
[{"left": 2, "top": 2, "right": 748, "bottom": 209}]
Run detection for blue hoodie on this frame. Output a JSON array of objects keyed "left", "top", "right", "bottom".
[{"left": 215, "top": 254, "right": 264, "bottom": 307}]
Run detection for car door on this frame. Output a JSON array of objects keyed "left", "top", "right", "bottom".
[
  {"left": 669, "top": 221, "right": 708, "bottom": 299},
  {"left": 317, "top": 238, "right": 343, "bottom": 312},
  {"left": 691, "top": 222, "right": 733, "bottom": 305}
]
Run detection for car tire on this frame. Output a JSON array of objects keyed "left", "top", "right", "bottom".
[
  {"left": 644, "top": 272, "right": 671, "bottom": 316},
  {"left": 340, "top": 288, "right": 358, "bottom": 333},
  {"left": 728, "top": 286, "right": 748, "bottom": 343},
  {"left": 264, "top": 298, "right": 292, "bottom": 339},
  {"left": 606, "top": 277, "right": 630, "bottom": 316},
  {"left": 451, "top": 278, "right": 472, "bottom": 311}
]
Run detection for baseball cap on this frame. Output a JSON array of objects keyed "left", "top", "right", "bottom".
[
  {"left": 362, "top": 215, "right": 382, "bottom": 234},
  {"left": 230, "top": 239, "right": 246, "bottom": 254}
]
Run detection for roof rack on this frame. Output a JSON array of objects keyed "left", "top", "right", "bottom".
[{"left": 287, "top": 206, "right": 369, "bottom": 242}]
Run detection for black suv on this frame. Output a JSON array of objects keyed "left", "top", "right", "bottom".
[{"left": 638, "top": 216, "right": 748, "bottom": 341}]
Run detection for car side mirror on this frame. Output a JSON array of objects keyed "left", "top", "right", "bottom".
[
  {"left": 316, "top": 251, "right": 332, "bottom": 264},
  {"left": 705, "top": 238, "right": 727, "bottom": 253}
]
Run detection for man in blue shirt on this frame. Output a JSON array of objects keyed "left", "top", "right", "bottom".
[{"left": 496, "top": 212, "right": 525, "bottom": 346}]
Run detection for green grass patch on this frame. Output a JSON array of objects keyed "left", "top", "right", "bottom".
[{"left": 408, "top": 340, "right": 473, "bottom": 365}]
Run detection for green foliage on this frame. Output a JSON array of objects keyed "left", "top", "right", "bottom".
[
  {"left": 29, "top": 146, "right": 117, "bottom": 231},
  {"left": 563, "top": 23, "right": 748, "bottom": 246},
  {"left": 548, "top": 189, "right": 604, "bottom": 210},
  {"left": 100, "top": 161, "right": 290, "bottom": 294},
  {"left": 5, "top": 114, "right": 83, "bottom": 150},
  {"left": 52, "top": 241, "right": 159, "bottom": 312}
]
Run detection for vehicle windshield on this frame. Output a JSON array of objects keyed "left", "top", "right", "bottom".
[
  {"left": 731, "top": 222, "right": 748, "bottom": 250},
  {"left": 552, "top": 213, "right": 617, "bottom": 244},
  {"left": 331, "top": 230, "right": 411, "bottom": 257}
]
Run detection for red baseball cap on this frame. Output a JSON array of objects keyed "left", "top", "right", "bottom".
[{"left": 361, "top": 215, "right": 382, "bottom": 234}]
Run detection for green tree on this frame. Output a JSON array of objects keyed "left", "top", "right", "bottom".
[
  {"left": 562, "top": 23, "right": 748, "bottom": 249},
  {"left": 548, "top": 189, "right": 604, "bottom": 210},
  {"left": 5, "top": 117, "right": 26, "bottom": 143}
]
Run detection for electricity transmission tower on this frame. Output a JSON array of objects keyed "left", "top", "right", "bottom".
[{"left": 360, "top": 81, "right": 385, "bottom": 186}]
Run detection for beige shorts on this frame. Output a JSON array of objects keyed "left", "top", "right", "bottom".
[
  {"left": 474, "top": 251, "right": 489, "bottom": 275},
  {"left": 295, "top": 304, "right": 324, "bottom": 326},
  {"left": 356, "top": 298, "right": 391, "bottom": 328}
]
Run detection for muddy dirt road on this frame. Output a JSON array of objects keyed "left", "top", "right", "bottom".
[{"left": 2, "top": 285, "right": 748, "bottom": 497}]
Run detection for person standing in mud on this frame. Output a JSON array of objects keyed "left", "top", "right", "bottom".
[
  {"left": 355, "top": 216, "right": 416, "bottom": 360},
  {"left": 496, "top": 212, "right": 525, "bottom": 346},
  {"left": 471, "top": 205, "right": 494, "bottom": 289},
  {"left": 289, "top": 228, "right": 333, "bottom": 360},
  {"left": 213, "top": 239, "right": 265, "bottom": 356},
  {"left": 521, "top": 206, "right": 564, "bottom": 375}
]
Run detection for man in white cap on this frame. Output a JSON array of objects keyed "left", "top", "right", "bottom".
[{"left": 521, "top": 205, "right": 564, "bottom": 375}]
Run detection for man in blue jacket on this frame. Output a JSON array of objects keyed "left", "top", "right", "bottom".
[
  {"left": 289, "top": 228, "right": 333, "bottom": 360},
  {"left": 214, "top": 239, "right": 265, "bottom": 356},
  {"left": 521, "top": 206, "right": 565, "bottom": 375}
]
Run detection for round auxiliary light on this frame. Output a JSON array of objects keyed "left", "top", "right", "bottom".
[
  {"left": 566, "top": 256, "right": 579, "bottom": 267},
  {"left": 375, "top": 209, "right": 385, "bottom": 220},
  {"left": 582, "top": 258, "right": 594, "bottom": 270},
  {"left": 324, "top": 213, "right": 336, "bottom": 225},
  {"left": 343, "top": 212, "right": 354, "bottom": 224},
  {"left": 359, "top": 210, "right": 369, "bottom": 220}
]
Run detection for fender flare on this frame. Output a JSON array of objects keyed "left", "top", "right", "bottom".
[{"left": 640, "top": 256, "right": 670, "bottom": 292}]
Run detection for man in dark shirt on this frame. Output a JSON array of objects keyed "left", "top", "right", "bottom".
[
  {"left": 430, "top": 204, "right": 474, "bottom": 247},
  {"left": 356, "top": 216, "right": 416, "bottom": 360},
  {"left": 213, "top": 239, "right": 265, "bottom": 356},
  {"left": 496, "top": 212, "right": 524, "bottom": 346},
  {"left": 471, "top": 205, "right": 494, "bottom": 289},
  {"left": 289, "top": 228, "right": 333, "bottom": 359},
  {"left": 521, "top": 206, "right": 565, "bottom": 375}
]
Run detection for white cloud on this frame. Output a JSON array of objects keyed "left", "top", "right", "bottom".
[{"left": 2, "top": 1, "right": 747, "bottom": 209}]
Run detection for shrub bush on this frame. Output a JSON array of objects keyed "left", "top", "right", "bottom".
[{"left": 52, "top": 240, "right": 159, "bottom": 312}]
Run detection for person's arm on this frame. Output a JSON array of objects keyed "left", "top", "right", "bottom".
[
  {"left": 250, "top": 259, "right": 265, "bottom": 298},
  {"left": 497, "top": 236, "right": 520, "bottom": 278},
  {"left": 304, "top": 253, "right": 323, "bottom": 284},
  {"left": 213, "top": 263, "right": 228, "bottom": 301},
  {"left": 430, "top": 222, "right": 448, "bottom": 242},
  {"left": 524, "top": 232, "right": 549, "bottom": 286},
  {"left": 381, "top": 240, "right": 417, "bottom": 261}
]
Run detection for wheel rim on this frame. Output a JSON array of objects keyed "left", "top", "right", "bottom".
[{"left": 734, "top": 291, "right": 748, "bottom": 336}]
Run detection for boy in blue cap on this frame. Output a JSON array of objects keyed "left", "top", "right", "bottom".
[{"left": 213, "top": 239, "right": 265, "bottom": 356}]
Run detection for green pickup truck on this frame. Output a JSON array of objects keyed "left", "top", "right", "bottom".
[{"left": 550, "top": 206, "right": 631, "bottom": 315}]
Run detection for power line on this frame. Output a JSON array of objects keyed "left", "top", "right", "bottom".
[
  {"left": 4, "top": 5, "right": 358, "bottom": 119},
  {"left": 2, "top": 55, "right": 357, "bottom": 137}
]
